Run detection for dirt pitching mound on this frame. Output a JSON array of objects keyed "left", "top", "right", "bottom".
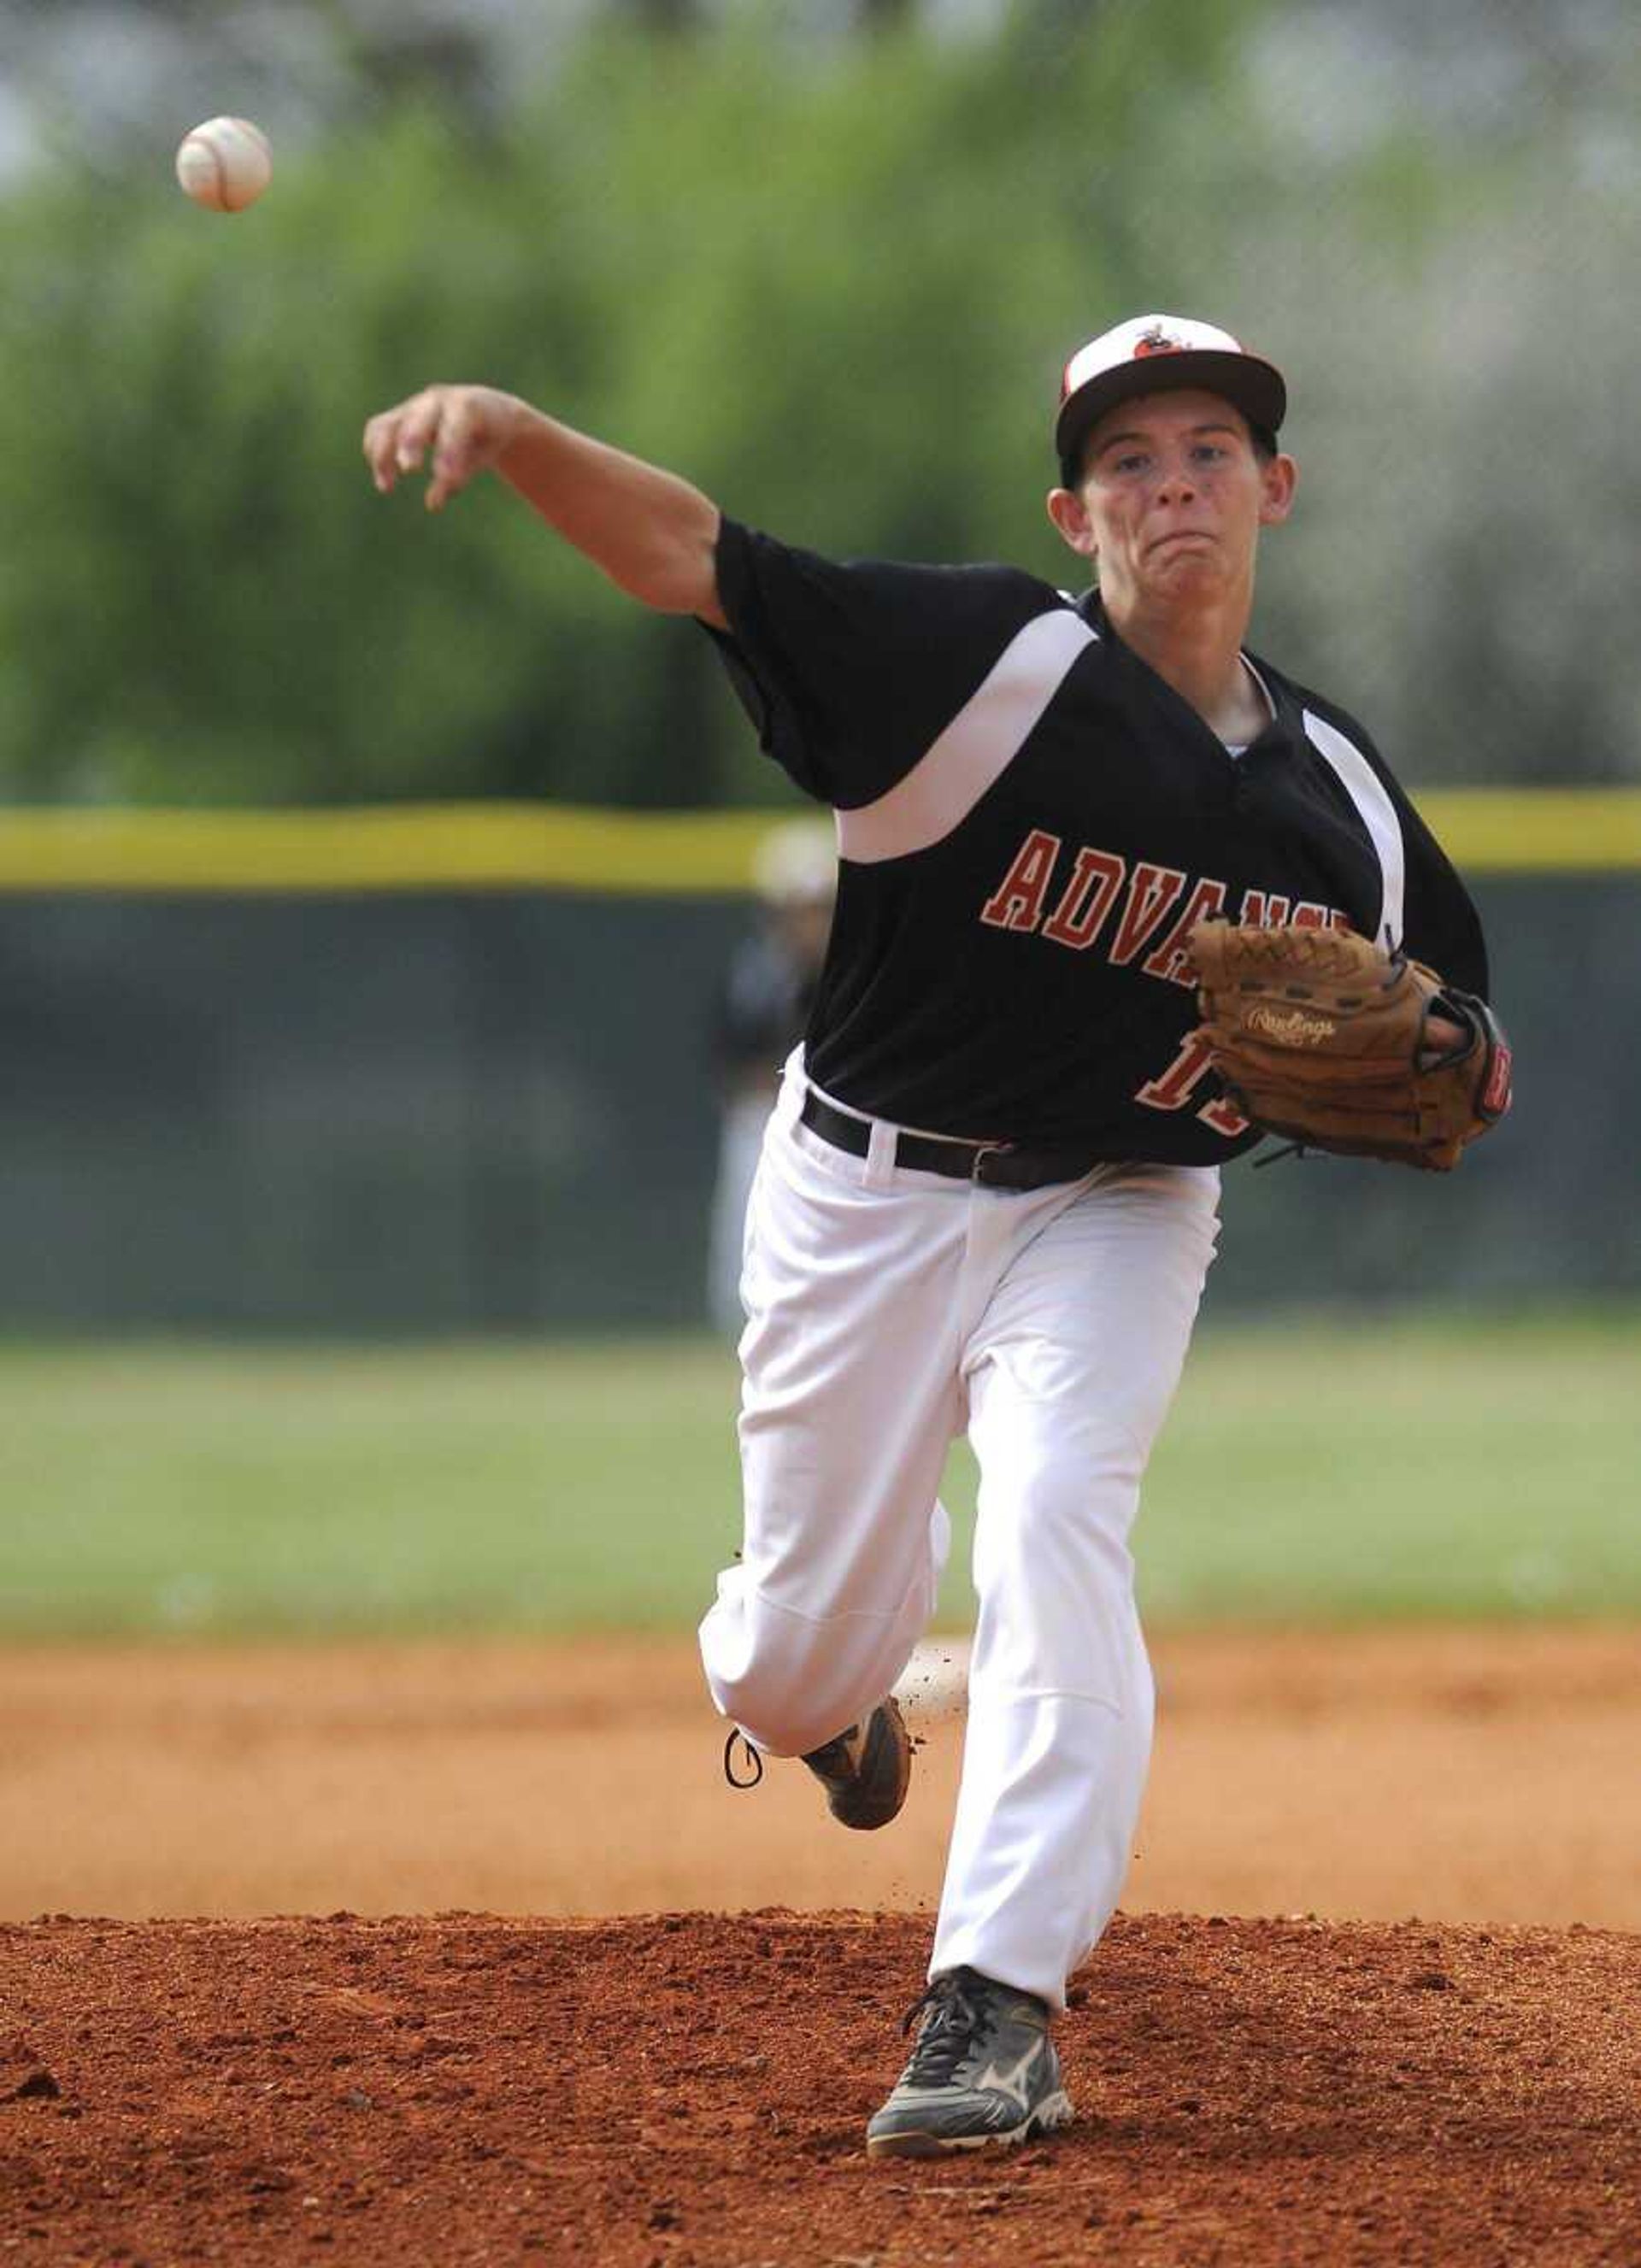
[
  {"left": 3, "top": 1908, "right": 1636, "bottom": 2266},
  {"left": 8, "top": 1627, "right": 1641, "bottom": 1931}
]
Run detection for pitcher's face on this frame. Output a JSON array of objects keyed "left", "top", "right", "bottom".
[{"left": 1049, "top": 387, "right": 1294, "bottom": 615}]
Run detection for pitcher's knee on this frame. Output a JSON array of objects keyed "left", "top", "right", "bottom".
[
  {"left": 713, "top": 1667, "right": 862, "bottom": 1758},
  {"left": 704, "top": 1602, "right": 894, "bottom": 1759}
]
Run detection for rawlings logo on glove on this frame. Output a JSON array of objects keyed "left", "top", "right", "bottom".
[
  {"left": 1187, "top": 917, "right": 1513, "bottom": 1172},
  {"left": 1245, "top": 1004, "right": 1338, "bottom": 1047}
]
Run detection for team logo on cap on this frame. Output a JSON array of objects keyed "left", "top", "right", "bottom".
[{"left": 1133, "top": 324, "right": 1184, "bottom": 359}]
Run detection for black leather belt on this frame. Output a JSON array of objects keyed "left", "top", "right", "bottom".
[{"left": 799, "top": 1090, "right": 1097, "bottom": 1192}]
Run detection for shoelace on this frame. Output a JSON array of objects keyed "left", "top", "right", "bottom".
[
  {"left": 897, "top": 1971, "right": 1000, "bottom": 2088},
  {"left": 722, "top": 1728, "right": 764, "bottom": 1789}
]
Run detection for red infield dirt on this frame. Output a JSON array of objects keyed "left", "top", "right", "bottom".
[{"left": 2, "top": 1628, "right": 1638, "bottom": 2264}]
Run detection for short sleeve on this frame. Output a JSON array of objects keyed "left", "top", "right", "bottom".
[{"left": 703, "top": 519, "right": 1066, "bottom": 808}]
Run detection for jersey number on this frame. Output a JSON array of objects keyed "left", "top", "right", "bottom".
[
  {"left": 1133, "top": 902, "right": 1347, "bottom": 1137},
  {"left": 1135, "top": 1034, "right": 1250, "bottom": 1137}
]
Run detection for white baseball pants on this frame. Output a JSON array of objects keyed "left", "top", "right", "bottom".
[{"left": 697, "top": 1053, "right": 1220, "bottom": 2011}]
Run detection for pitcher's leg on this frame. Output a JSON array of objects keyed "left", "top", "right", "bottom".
[
  {"left": 929, "top": 1415, "right": 1155, "bottom": 2007},
  {"left": 703, "top": 1498, "right": 953, "bottom": 1759},
  {"left": 699, "top": 1104, "right": 965, "bottom": 1759},
  {"left": 931, "top": 1166, "right": 1220, "bottom": 2007}
]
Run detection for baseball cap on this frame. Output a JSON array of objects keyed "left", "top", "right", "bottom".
[{"left": 1055, "top": 314, "right": 1286, "bottom": 486}]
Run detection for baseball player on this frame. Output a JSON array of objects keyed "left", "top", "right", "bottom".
[{"left": 363, "top": 314, "right": 1493, "bottom": 2157}]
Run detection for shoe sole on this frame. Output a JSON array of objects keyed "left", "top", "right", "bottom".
[
  {"left": 828, "top": 1696, "right": 912, "bottom": 1831},
  {"left": 865, "top": 2089, "right": 1074, "bottom": 2159}
]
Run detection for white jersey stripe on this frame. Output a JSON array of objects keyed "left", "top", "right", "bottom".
[
  {"left": 1301, "top": 708, "right": 1406, "bottom": 949},
  {"left": 838, "top": 609, "right": 1097, "bottom": 864}
]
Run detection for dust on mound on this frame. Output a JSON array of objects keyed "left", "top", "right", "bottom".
[{"left": 3, "top": 1910, "right": 1636, "bottom": 2266}]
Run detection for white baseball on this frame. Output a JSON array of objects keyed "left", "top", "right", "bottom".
[{"left": 175, "top": 117, "right": 273, "bottom": 214}]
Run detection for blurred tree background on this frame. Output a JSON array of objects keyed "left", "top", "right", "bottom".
[{"left": 0, "top": 0, "right": 1637, "bottom": 808}]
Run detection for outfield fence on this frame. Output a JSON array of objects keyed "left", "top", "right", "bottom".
[
  {"left": 0, "top": 791, "right": 1638, "bottom": 893},
  {"left": 0, "top": 795, "right": 1633, "bottom": 1331}
]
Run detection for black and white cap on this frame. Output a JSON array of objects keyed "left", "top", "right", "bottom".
[{"left": 1055, "top": 314, "right": 1286, "bottom": 485}]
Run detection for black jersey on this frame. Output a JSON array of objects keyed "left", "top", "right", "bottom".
[{"left": 707, "top": 518, "right": 1489, "bottom": 1164}]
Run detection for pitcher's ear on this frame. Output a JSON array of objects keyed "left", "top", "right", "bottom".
[
  {"left": 1259, "top": 452, "right": 1297, "bottom": 527},
  {"left": 1047, "top": 485, "right": 1097, "bottom": 559}
]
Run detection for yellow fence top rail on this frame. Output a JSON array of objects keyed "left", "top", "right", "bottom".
[
  {"left": 0, "top": 805, "right": 779, "bottom": 895},
  {"left": 0, "top": 790, "right": 1633, "bottom": 894},
  {"left": 1410, "top": 789, "right": 1641, "bottom": 875}
]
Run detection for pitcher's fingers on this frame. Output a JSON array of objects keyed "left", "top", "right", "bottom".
[
  {"left": 426, "top": 397, "right": 486, "bottom": 512},
  {"left": 392, "top": 391, "right": 447, "bottom": 477},
  {"left": 362, "top": 408, "right": 407, "bottom": 492},
  {"left": 426, "top": 455, "right": 480, "bottom": 511}
]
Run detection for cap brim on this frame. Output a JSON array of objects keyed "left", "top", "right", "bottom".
[{"left": 1056, "top": 350, "right": 1286, "bottom": 479}]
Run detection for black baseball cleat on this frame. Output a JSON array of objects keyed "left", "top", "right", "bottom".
[
  {"left": 800, "top": 1696, "right": 911, "bottom": 1830},
  {"left": 865, "top": 1965, "right": 1073, "bottom": 2158}
]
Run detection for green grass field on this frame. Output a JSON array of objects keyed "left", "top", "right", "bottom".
[{"left": 1, "top": 1309, "right": 1636, "bottom": 1639}]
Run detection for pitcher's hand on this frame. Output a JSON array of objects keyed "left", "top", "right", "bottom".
[{"left": 362, "top": 385, "right": 527, "bottom": 512}]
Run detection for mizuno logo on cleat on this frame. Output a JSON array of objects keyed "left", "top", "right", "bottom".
[{"left": 973, "top": 2040, "right": 1044, "bottom": 2113}]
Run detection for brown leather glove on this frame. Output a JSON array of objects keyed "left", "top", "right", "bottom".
[{"left": 1188, "top": 918, "right": 1514, "bottom": 1171}]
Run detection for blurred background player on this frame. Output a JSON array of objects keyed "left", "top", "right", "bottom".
[{"left": 706, "top": 820, "right": 835, "bottom": 1335}]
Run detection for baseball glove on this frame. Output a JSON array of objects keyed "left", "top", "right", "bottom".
[{"left": 1187, "top": 918, "right": 1513, "bottom": 1171}]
